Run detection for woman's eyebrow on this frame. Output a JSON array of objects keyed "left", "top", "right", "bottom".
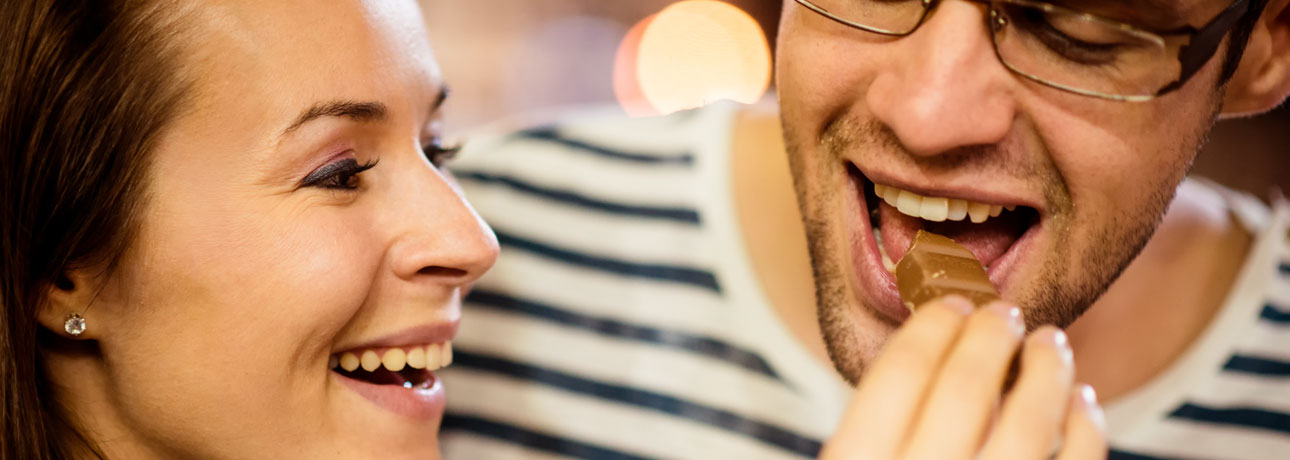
[{"left": 281, "top": 100, "right": 389, "bottom": 137}]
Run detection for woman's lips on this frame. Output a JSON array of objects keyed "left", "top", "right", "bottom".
[
  {"left": 336, "top": 322, "right": 458, "bottom": 352},
  {"left": 334, "top": 370, "right": 446, "bottom": 420},
  {"left": 330, "top": 322, "right": 458, "bottom": 419},
  {"left": 330, "top": 341, "right": 454, "bottom": 420}
]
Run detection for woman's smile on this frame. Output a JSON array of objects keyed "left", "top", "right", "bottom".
[
  {"left": 329, "top": 322, "right": 458, "bottom": 419},
  {"left": 4, "top": 1, "right": 497, "bottom": 459}
]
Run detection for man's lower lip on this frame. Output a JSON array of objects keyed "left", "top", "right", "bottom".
[
  {"left": 333, "top": 371, "right": 445, "bottom": 419},
  {"left": 983, "top": 222, "right": 1039, "bottom": 296},
  {"left": 847, "top": 170, "right": 907, "bottom": 323},
  {"left": 846, "top": 172, "right": 1040, "bottom": 323}
]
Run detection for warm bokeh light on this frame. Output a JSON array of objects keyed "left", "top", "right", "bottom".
[
  {"left": 613, "top": 15, "right": 657, "bottom": 117},
  {"left": 614, "top": 1, "right": 772, "bottom": 116}
]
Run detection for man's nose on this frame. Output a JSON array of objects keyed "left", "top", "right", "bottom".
[{"left": 865, "top": 1, "right": 1018, "bottom": 156}]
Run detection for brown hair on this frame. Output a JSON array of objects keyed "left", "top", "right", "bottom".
[{"left": 0, "top": 1, "right": 191, "bottom": 458}]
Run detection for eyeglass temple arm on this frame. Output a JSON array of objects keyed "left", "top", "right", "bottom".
[{"left": 1158, "top": 0, "right": 1264, "bottom": 95}]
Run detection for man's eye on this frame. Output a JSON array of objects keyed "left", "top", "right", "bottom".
[
  {"left": 1013, "top": 8, "right": 1128, "bottom": 65},
  {"left": 423, "top": 138, "right": 463, "bottom": 167},
  {"left": 301, "top": 158, "right": 379, "bottom": 190}
]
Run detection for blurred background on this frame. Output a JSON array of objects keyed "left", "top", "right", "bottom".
[{"left": 419, "top": 0, "right": 1288, "bottom": 197}]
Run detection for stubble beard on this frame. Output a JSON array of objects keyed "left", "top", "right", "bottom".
[{"left": 785, "top": 116, "right": 1187, "bottom": 386}]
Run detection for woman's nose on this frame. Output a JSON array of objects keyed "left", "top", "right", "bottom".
[{"left": 385, "top": 160, "right": 499, "bottom": 287}]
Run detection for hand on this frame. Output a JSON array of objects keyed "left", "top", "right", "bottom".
[{"left": 820, "top": 296, "right": 1107, "bottom": 460}]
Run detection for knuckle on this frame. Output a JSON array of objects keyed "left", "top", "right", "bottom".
[
  {"left": 941, "top": 342, "right": 1014, "bottom": 383},
  {"left": 939, "top": 351, "right": 1001, "bottom": 383}
]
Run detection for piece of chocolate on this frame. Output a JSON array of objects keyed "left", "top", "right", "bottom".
[{"left": 895, "top": 230, "right": 1000, "bottom": 311}]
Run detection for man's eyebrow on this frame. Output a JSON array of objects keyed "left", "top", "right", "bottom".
[
  {"left": 281, "top": 100, "right": 389, "bottom": 137},
  {"left": 1058, "top": 0, "right": 1190, "bottom": 29}
]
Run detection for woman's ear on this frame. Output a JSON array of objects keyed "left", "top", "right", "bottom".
[
  {"left": 1222, "top": 0, "right": 1290, "bottom": 117},
  {"left": 37, "top": 268, "right": 105, "bottom": 340}
]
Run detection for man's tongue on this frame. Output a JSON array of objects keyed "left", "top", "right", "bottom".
[{"left": 878, "top": 202, "right": 1016, "bottom": 267}]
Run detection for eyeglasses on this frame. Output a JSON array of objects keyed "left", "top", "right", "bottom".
[{"left": 792, "top": 0, "right": 1266, "bottom": 101}]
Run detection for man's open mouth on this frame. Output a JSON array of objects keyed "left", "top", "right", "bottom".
[
  {"left": 847, "top": 164, "right": 1043, "bottom": 320},
  {"left": 855, "top": 165, "right": 1039, "bottom": 271}
]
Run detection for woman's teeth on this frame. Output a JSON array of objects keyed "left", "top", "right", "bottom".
[
  {"left": 874, "top": 183, "right": 1015, "bottom": 223},
  {"left": 330, "top": 342, "right": 454, "bottom": 373}
]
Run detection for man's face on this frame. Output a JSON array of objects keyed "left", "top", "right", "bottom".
[{"left": 776, "top": 0, "right": 1232, "bottom": 383}]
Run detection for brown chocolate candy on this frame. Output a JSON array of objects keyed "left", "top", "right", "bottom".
[{"left": 895, "top": 230, "right": 1000, "bottom": 311}]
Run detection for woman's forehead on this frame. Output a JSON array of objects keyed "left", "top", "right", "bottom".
[
  {"left": 185, "top": 0, "right": 438, "bottom": 89},
  {"left": 175, "top": 1, "right": 442, "bottom": 133}
]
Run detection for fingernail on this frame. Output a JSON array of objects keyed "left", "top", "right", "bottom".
[
  {"left": 985, "top": 301, "right": 1024, "bottom": 335},
  {"left": 938, "top": 295, "right": 974, "bottom": 315},
  {"left": 1031, "top": 328, "right": 1073, "bottom": 365},
  {"left": 1080, "top": 384, "right": 1106, "bottom": 431},
  {"left": 1052, "top": 329, "right": 1073, "bottom": 365}
]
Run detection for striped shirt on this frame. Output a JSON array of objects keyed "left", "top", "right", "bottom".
[
  {"left": 439, "top": 103, "right": 1290, "bottom": 460},
  {"left": 1105, "top": 180, "right": 1290, "bottom": 460}
]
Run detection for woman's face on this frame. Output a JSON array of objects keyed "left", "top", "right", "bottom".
[{"left": 77, "top": 1, "right": 496, "bottom": 458}]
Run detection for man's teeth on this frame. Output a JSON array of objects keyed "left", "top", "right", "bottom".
[
  {"left": 875, "top": 183, "right": 1012, "bottom": 223},
  {"left": 332, "top": 342, "right": 454, "bottom": 373}
]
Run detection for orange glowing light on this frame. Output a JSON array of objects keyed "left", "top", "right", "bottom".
[
  {"left": 614, "top": 14, "right": 658, "bottom": 117},
  {"left": 614, "top": 1, "right": 772, "bottom": 116}
]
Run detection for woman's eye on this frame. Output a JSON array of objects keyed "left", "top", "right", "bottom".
[
  {"left": 423, "top": 138, "right": 463, "bottom": 167},
  {"left": 301, "top": 158, "right": 378, "bottom": 190}
]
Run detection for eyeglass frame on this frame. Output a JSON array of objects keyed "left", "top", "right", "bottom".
[{"left": 791, "top": 0, "right": 1269, "bottom": 101}]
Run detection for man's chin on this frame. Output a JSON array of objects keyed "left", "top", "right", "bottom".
[{"left": 809, "top": 250, "right": 898, "bottom": 385}]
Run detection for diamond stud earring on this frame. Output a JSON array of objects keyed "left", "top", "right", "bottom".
[{"left": 64, "top": 313, "right": 86, "bottom": 336}]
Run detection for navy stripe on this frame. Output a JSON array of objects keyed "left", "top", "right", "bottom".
[
  {"left": 514, "top": 126, "right": 695, "bottom": 166},
  {"left": 456, "top": 170, "right": 701, "bottom": 224},
  {"left": 1108, "top": 449, "right": 1180, "bottom": 460},
  {"left": 1279, "top": 262, "right": 1289, "bottom": 276},
  {"left": 1168, "top": 403, "right": 1290, "bottom": 435},
  {"left": 1261, "top": 303, "right": 1290, "bottom": 324},
  {"left": 496, "top": 230, "right": 721, "bottom": 293},
  {"left": 442, "top": 414, "right": 655, "bottom": 460},
  {"left": 453, "top": 349, "right": 824, "bottom": 458},
  {"left": 466, "top": 289, "right": 782, "bottom": 381},
  {"left": 1223, "top": 355, "right": 1290, "bottom": 376}
]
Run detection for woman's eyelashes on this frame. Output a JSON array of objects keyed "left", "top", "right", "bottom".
[
  {"left": 298, "top": 138, "right": 456, "bottom": 191},
  {"left": 301, "top": 157, "right": 379, "bottom": 190},
  {"left": 423, "top": 138, "right": 462, "bottom": 167}
]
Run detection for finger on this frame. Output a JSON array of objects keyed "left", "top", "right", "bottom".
[
  {"left": 902, "top": 301, "right": 1026, "bottom": 460},
  {"left": 979, "top": 327, "right": 1075, "bottom": 460},
  {"left": 1056, "top": 384, "right": 1108, "bottom": 460},
  {"left": 821, "top": 296, "right": 975, "bottom": 459}
]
